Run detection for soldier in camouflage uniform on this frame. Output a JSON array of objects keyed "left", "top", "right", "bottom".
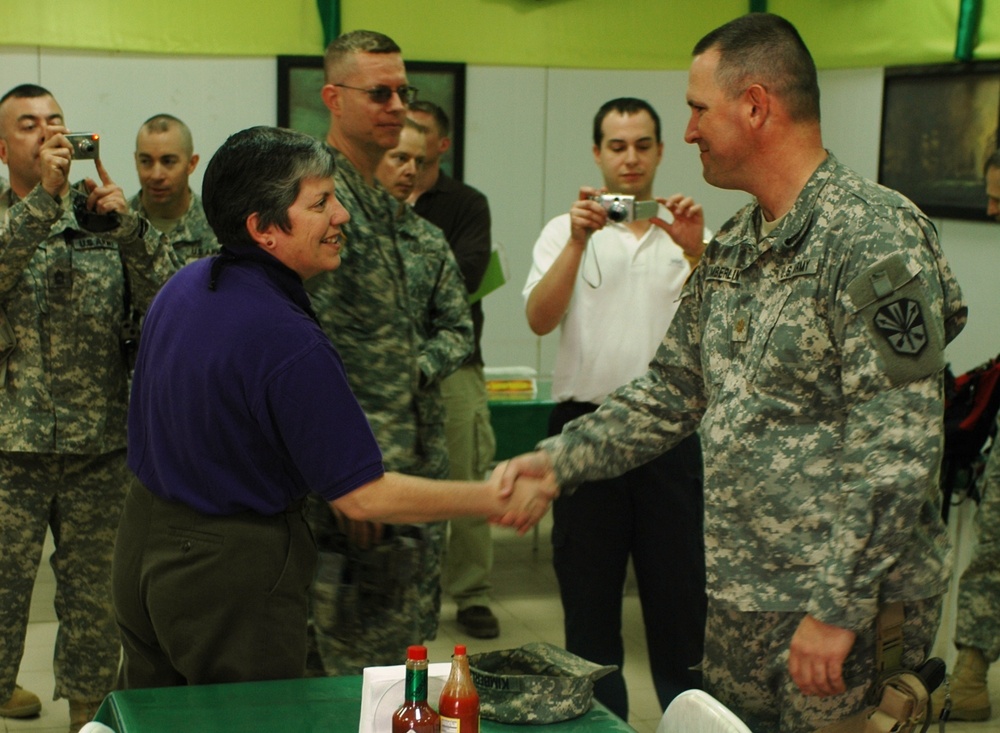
[
  {"left": 938, "top": 412, "right": 1000, "bottom": 720},
  {"left": 409, "top": 100, "right": 501, "bottom": 641},
  {"left": 0, "top": 84, "right": 178, "bottom": 731},
  {"left": 305, "top": 31, "right": 472, "bottom": 675},
  {"left": 930, "top": 150, "right": 1000, "bottom": 721},
  {"left": 128, "top": 114, "right": 219, "bottom": 264},
  {"left": 377, "top": 118, "right": 474, "bottom": 639},
  {"left": 502, "top": 14, "right": 967, "bottom": 733}
]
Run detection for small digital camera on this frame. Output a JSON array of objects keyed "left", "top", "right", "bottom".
[
  {"left": 65, "top": 132, "right": 101, "bottom": 160},
  {"left": 591, "top": 194, "right": 660, "bottom": 223}
]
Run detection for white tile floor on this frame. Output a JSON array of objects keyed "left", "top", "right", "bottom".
[{"left": 7, "top": 503, "right": 1000, "bottom": 733}]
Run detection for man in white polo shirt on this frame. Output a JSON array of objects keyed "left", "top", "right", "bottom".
[{"left": 522, "top": 97, "right": 708, "bottom": 720}]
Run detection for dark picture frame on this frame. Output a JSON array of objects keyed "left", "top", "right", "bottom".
[
  {"left": 277, "top": 56, "right": 467, "bottom": 180},
  {"left": 879, "top": 61, "right": 1000, "bottom": 221}
]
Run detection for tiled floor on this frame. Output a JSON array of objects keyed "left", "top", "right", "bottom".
[{"left": 8, "top": 505, "right": 1000, "bottom": 733}]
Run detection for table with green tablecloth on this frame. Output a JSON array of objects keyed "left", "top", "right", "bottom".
[
  {"left": 93, "top": 674, "right": 631, "bottom": 732},
  {"left": 488, "top": 380, "right": 555, "bottom": 461}
]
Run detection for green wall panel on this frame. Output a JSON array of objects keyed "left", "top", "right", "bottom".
[{"left": 0, "top": 0, "right": 996, "bottom": 67}]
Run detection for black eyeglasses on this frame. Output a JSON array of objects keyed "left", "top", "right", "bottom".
[{"left": 333, "top": 83, "right": 419, "bottom": 106}]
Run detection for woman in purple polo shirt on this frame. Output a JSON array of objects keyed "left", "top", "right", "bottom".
[{"left": 112, "top": 127, "right": 547, "bottom": 690}]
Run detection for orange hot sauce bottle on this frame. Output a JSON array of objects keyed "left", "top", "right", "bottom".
[
  {"left": 392, "top": 645, "right": 440, "bottom": 733},
  {"left": 438, "top": 644, "right": 479, "bottom": 733}
]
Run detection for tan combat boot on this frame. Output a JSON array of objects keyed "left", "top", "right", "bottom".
[
  {"left": 0, "top": 684, "right": 42, "bottom": 718},
  {"left": 933, "top": 646, "right": 991, "bottom": 721},
  {"left": 69, "top": 698, "right": 104, "bottom": 733}
]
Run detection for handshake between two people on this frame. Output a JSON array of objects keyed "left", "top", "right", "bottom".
[
  {"left": 490, "top": 450, "right": 560, "bottom": 534},
  {"left": 329, "top": 450, "right": 562, "bottom": 549}
]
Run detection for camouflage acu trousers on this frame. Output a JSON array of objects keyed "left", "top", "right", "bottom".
[
  {"left": 703, "top": 597, "right": 942, "bottom": 733},
  {"left": 955, "top": 433, "right": 1000, "bottom": 661},
  {"left": 0, "top": 450, "right": 126, "bottom": 702}
]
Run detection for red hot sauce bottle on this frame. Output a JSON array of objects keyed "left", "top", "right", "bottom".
[
  {"left": 392, "top": 645, "right": 440, "bottom": 733},
  {"left": 438, "top": 644, "right": 479, "bottom": 733}
]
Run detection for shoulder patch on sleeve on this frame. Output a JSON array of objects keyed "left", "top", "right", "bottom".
[
  {"left": 845, "top": 254, "right": 945, "bottom": 386},
  {"left": 874, "top": 299, "right": 928, "bottom": 356}
]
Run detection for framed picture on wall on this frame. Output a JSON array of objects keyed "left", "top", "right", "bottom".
[
  {"left": 277, "top": 56, "right": 467, "bottom": 180},
  {"left": 878, "top": 61, "right": 1000, "bottom": 221}
]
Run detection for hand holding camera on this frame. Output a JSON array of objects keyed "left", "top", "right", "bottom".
[
  {"left": 86, "top": 158, "right": 129, "bottom": 226},
  {"left": 65, "top": 132, "right": 100, "bottom": 160},
  {"left": 38, "top": 126, "right": 73, "bottom": 197},
  {"left": 590, "top": 193, "right": 660, "bottom": 223},
  {"left": 652, "top": 193, "right": 707, "bottom": 259},
  {"left": 568, "top": 186, "right": 664, "bottom": 249},
  {"left": 76, "top": 156, "right": 130, "bottom": 234}
]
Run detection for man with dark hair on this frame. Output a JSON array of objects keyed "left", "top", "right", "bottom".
[
  {"left": 374, "top": 117, "right": 475, "bottom": 641},
  {"left": 0, "top": 83, "right": 178, "bottom": 731},
  {"left": 130, "top": 113, "right": 218, "bottom": 263},
  {"left": 504, "top": 13, "right": 967, "bottom": 732},
  {"left": 523, "top": 96, "right": 707, "bottom": 718},
  {"left": 408, "top": 99, "right": 501, "bottom": 639},
  {"left": 306, "top": 31, "right": 473, "bottom": 674}
]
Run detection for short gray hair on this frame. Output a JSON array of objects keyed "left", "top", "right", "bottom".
[{"left": 202, "top": 126, "right": 336, "bottom": 250}]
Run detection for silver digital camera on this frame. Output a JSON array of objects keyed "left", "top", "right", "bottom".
[
  {"left": 65, "top": 132, "right": 100, "bottom": 160},
  {"left": 591, "top": 194, "right": 659, "bottom": 223}
]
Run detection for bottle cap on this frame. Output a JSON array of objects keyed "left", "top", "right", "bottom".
[
  {"left": 454, "top": 644, "right": 467, "bottom": 656},
  {"left": 407, "top": 645, "right": 427, "bottom": 660}
]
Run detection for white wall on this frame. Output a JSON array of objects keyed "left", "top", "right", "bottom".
[
  {"left": 467, "top": 65, "right": 999, "bottom": 377},
  {"left": 3, "top": 48, "right": 997, "bottom": 375},
  {"left": 0, "top": 48, "right": 274, "bottom": 198}
]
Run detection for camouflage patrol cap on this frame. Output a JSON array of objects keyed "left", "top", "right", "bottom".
[{"left": 468, "top": 642, "right": 616, "bottom": 724}]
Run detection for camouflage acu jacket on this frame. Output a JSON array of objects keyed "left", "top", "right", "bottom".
[
  {"left": 128, "top": 191, "right": 220, "bottom": 264},
  {"left": 395, "top": 204, "right": 472, "bottom": 386},
  {"left": 395, "top": 203, "right": 473, "bottom": 478},
  {"left": 307, "top": 149, "right": 435, "bottom": 477},
  {"left": 542, "top": 153, "right": 967, "bottom": 632},
  {"left": 0, "top": 182, "right": 179, "bottom": 454}
]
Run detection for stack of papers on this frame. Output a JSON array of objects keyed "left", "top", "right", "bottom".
[{"left": 485, "top": 366, "right": 537, "bottom": 398}]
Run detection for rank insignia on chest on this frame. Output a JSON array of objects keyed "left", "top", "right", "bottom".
[
  {"left": 875, "top": 298, "right": 927, "bottom": 355},
  {"left": 732, "top": 311, "right": 750, "bottom": 342}
]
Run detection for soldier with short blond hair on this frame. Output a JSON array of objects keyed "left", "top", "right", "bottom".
[{"left": 306, "top": 31, "right": 472, "bottom": 675}]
